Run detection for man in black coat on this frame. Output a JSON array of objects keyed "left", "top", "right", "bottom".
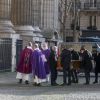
[
  {"left": 93, "top": 51, "right": 100, "bottom": 84},
  {"left": 80, "top": 48, "right": 92, "bottom": 85},
  {"left": 61, "top": 48, "right": 71, "bottom": 85},
  {"left": 49, "top": 46, "right": 58, "bottom": 86},
  {"left": 71, "top": 49, "right": 79, "bottom": 83}
]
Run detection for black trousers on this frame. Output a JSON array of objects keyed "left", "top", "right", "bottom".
[
  {"left": 84, "top": 69, "right": 90, "bottom": 84},
  {"left": 71, "top": 69, "right": 78, "bottom": 82},
  {"left": 94, "top": 68, "right": 99, "bottom": 82},
  {"left": 50, "top": 65, "right": 57, "bottom": 85},
  {"left": 63, "top": 66, "right": 71, "bottom": 84},
  {"left": 94, "top": 72, "right": 98, "bottom": 82}
]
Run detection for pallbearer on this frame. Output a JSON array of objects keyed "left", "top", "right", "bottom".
[
  {"left": 16, "top": 42, "right": 33, "bottom": 84},
  {"left": 70, "top": 48, "right": 79, "bottom": 83},
  {"left": 60, "top": 47, "right": 71, "bottom": 86},
  {"left": 80, "top": 47, "right": 92, "bottom": 85},
  {"left": 93, "top": 45, "right": 100, "bottom": 84},
  {"left": 41, "top": 42, "right": 50, "bottom": 82},
  {"left": 31, "top": 44, "right": 47, "bottom": 86}
]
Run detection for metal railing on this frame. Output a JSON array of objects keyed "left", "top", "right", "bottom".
[
  {"left": 0, "top": 38, "right": 12, "bottom": 71},
  {"left": 0, "top": 38, "right": 23, "bottom": 72},
  {"left": 71, "top": 2, "right": 100, "bottom": 11},
  {"left": 82, "top": 3, "right": 100, "bottom": 10}
]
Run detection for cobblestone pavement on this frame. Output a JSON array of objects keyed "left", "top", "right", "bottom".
[{"left": 0, "top": 72, "right": 100, "bottom": 100}]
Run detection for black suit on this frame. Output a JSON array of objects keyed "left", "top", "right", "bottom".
[
  {"left": 93, "top": 53, "right": 100, "bottom": 83},
  {"left": 81, "top": 50, "right": 92, "bottom": 84},
  {"left": 71, "top": 50, "right": 79, "bottom": 83},
  {"left": 49, "top": 50, "right": 57, "bottom": 85},
  {"left": 61, "top": 49, "right": 71, "bottom": 85}
]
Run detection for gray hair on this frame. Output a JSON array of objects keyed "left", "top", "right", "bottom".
[{"left": 28, "top": 42, "right": 32, "bottom": 47}]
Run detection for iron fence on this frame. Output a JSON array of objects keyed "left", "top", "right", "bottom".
[
  {"left": 0, "top": 38, "right": 12, "bottom": 71},
  {"left": 84, "top": 3, "right": 100, "bottom": 10},
  {"left": 16, "top": 40, "right": 23, "bottom": 67},
  {"left": 0, "top": 38, "right": 23, "bottom": 72}
]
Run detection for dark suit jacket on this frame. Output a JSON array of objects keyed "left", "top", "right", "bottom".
[{"left": 61, "top": 49, "right": 71, "bottom": 69}]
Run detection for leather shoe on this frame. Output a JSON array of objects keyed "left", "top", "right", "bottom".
[
  {"left": 60, "top": 83, "right": 67, "bottom": 86},
  {"left": 51, "top": 83, "right": 59, "bottom": 86},
  {"left": 25, "top": 81, "right": 29, "bottom": 85},
  {"left": 93, "top": 81, "right": 98, "bottom": 84}
]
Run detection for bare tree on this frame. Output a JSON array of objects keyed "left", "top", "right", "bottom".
[
  {"left": 59, "top": 0, "right": 80, "bottom": 42},
  {"left": 59, "top": 0, "right": 73, "bottom": 42},
  {"left": 73, "top": 0, "right": 77, "bottom": 42}
]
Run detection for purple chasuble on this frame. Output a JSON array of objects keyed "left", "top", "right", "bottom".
[
  {"left": 17, "top": 48, "right": 32, "bottom": 74},
  {"left": 42, "top": 49, "right": 50, "bottom": 75},
  {"left": 31, "top": 49, "right": 46, "bottom": 80}
]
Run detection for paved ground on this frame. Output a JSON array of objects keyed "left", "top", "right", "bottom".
[{"left": 0, "top": 72, "right": 100, "bottom": 100}]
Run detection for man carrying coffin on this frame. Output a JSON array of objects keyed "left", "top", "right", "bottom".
[
  {"left": 70, "top": 48, "right": 79, "bottom": 83},
  {"left": 31, "top": 44, "right": 47, "bottom": 86},
  {"left": 16, "top": 42, "right": 33, "bottom": 84},
  {"left": 60, "top": 47, "right": 71, "bottom": 86}
]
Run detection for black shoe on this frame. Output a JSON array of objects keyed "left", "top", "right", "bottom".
[
  {"left": 51, "top": 83, "right": 59, "bottom": 86},
  {"left": 60, "top": 83, "right": 67, "bottom": 86},
  {"left": 18, "top": 79, "right": 22, "bottom": 84},
  {"left": 83, "top": 82, "right": 89, "bottom": 85},
  {"left": 67, "top": 82, "right": 71, "bottom": 86},
  {"left": 71, "top": 79, "right": 76, "bottom": 83},
  {"left": 34, "top": 83, "right": 41, "bottom": 86},
  {"left": 25, "top": 80, "right": 29, "bottom": 85},
  {"left": 93, "top": 81, "right": 98, "bottom": 84},
  {"left": 75, "top": 80, "right": 78, "bottom": 83}
]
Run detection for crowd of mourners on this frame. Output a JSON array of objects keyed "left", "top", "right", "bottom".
[{"left": 16, "top": 42, "right": 100, "bottom": 86}]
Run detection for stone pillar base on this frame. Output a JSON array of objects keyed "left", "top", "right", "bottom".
[
  {"left": 0, "top": 20, "right": 20, "bottom": 72},
  {"left": 14, "top": 25, "right": 34, "bottom": 48}
]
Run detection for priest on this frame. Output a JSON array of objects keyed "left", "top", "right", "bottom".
[
  {"left": 31, "top": 44, "right": 47, "bottom": 86},
  {"left": 16, "top": 42, "right": 33, "bottom": 84}
]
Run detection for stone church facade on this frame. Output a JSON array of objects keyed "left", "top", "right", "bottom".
[{"left": 0, "top": 0, "right": 61, "bottom": 72}]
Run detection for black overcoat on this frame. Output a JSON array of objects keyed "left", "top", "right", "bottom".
[
  {"left": 60, "top": 49, "right": 71, "bottom": 69},
  {"left": 81, "top": 50, "right": 92, "bottom": 72},
  {"left": 94, "top": 53, "right": 100, "bottom": 73}
]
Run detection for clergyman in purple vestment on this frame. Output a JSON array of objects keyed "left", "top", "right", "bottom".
[
  {"left": 16, "top": 42, "right": 33, "bottom": 84},
  {"left": 31, "top": 44, "right": 47, "bottom": 86},
  {"left": 41, "top": 42, "right": 50, "bottom": 82}
]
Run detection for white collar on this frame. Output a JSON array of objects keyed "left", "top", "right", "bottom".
[
  {"left": 42, "top": 48, "right": 48, "bottom": 50},
  {"left": 27, "top": 46, "right": 32, "bottom": 50},
  {"left": 34, "top": 48, "right": 40, "bottom": 51}
]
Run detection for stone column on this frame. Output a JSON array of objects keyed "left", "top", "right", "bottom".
[
  {"left": 0, "top": 0, "right": 14, "bottom": 35},
  {"left": 11, "top": 0, "right": 35, "bottom": 47},
  {"left": 0, "top": 0, "right": 21, "bottom": 72},
  {"left": 11, "top": 0, "right": 33, "bottom": 25},
  {"left": 0, "top": 0, "right": 11, "bottom": 19},
  {"left": 0, "top": 0, "right": 15, "bottom": 36},
  {"left": 14, "top": 26, "right": 34, "bottom": 48},
  {"left": 11, "top": 0, "right": 41, "bottom": 26}
]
